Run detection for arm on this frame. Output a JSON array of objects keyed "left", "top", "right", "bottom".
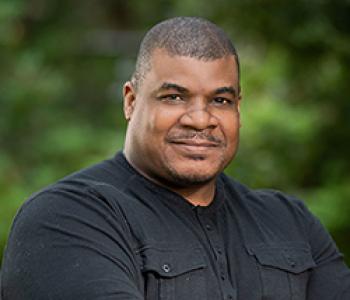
[
  {"left": 1, "top": 186, "right": 144, "bottom": 300},
  {"left": 300, "top": 201, "right": 350, "bottom": 299}
]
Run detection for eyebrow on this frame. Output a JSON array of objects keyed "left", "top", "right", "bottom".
[
  {"left": 157, "top": 82, "right": 189, "bottom": 94},
  {"left": 155, "top": 82, "right": 237, "bottom": 97},
  {"left": 214, "top": 86, "right": 237, "bottom": 97}
]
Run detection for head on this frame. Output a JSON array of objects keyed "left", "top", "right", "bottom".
[
  {"left": 123, "top": 17, "right": 241, "bottom": 189},
  {"left": 131, "top": 17, "right": 240, "bottom": 91}
]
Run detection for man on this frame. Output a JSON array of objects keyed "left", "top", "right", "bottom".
[{"left": 1, "top": 17, "right": 350, "bottom": 300}]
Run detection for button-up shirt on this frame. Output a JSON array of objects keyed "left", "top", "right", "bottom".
[{"left": 2, "top": 152, "right": 350, "bottom": 299}]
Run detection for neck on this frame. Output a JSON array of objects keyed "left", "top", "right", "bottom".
[
  {"left": 148, "top": 175, "right": 217, "bottom": 207},
  {"left": 142, "top": 169, "right": 217, "bottom": 206},
  {"left": 142, "top": 170, "right": 217, "bottom": 207},
  {"left": 170, "top": 182, "right": 217, "bottom": 206}
]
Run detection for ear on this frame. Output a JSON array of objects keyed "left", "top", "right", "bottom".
[
  {"left": 123, "top": 81, "right": 137, "bottom": 121},
  {"left": 237, "top": 94, "right": 242, "bottom": 128}
]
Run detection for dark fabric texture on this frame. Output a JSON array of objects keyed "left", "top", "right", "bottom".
[{"left": 1, "top": 151, "right": 350, "bottom": 300}]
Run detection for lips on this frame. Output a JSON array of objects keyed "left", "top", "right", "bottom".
[
  {"left": 166, "top": 138, "right": 223, "bottom": 159},
  {"left": 165, "top": 131, "right": 225, "bottom": 157},
  {"left": 168, "top": 139, "right": 220, "bottom": 148}
]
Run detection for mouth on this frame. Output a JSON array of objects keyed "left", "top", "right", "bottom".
[
  {"left": 167, "top": 138, "right": 222, "bottom": 157},
  {"left": 169, "top": 139, "right": 220, "bottom": 148}
]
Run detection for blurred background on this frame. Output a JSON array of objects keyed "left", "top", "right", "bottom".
[{"left": 0, "top": 0, "right": 349, "bottom": 266}]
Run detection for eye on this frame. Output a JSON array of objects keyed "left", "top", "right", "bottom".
[
  {"left": 159, "top": 94, "right": 184, "bottom": 102},
  {"left": 212, "top": 97, "right": 234, "bottom": 106}
]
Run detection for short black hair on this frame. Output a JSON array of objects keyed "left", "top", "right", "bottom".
[{"left": 131, "top": 17, "right": 240, "bottom": 90}]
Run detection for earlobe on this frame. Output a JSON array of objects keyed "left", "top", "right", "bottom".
[{"left": 123, "top": 81, "right": 136, "bottom": 121}]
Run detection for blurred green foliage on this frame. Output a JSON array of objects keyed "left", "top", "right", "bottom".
[{"left": 1, "top": 0, "right": 349, "bottom": 266}]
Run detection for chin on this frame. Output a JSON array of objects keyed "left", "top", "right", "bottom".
[
  {"left": 164, "top": 163, "right": 221, "bottom": 187},
  {"left": 159, "top": 151, "right": 233, "bottom": 187},
  {"left": 167, "top": 172, "right": 216, "bottom": 187}
]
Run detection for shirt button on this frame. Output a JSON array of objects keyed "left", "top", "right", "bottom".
[
  {"left": 162, "top": 264, "right": 171, "bottom": 273},
  {"left": 217, "top": 248, "right": 222, "bottom": 255},
  {"left": 205, "top": 224, "right": 212, "bottom": 231},
  {"left": 227, "top": 295, "right": 233, "bottom": 300},
  {"left": 221, "top": 274, "right": 226, "bottom": 281},
  {"left": 285, "top": 254, "right": 297, "bottom": 268}
]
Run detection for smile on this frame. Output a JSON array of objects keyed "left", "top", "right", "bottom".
[
  {"left": 168, "top": 139, "right": 221, "bottom": 155},
  {"left": 170, "top": 139, "right": 219, "bottom": 147}
]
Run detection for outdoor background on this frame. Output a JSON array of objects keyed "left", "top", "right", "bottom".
[{"left": 1, "top": 0, "right": 349, "bottom": 266}]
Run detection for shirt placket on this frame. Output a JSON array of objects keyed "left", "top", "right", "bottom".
[{"left": 195, "top": 208, "right": 237, "bottom": 300}]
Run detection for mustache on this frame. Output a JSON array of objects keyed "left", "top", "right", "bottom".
[{"left": 166, "top": 131, "right": 224, "bottom": 145}]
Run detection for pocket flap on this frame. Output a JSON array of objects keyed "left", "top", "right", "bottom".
[
  {"left": 248, "top": 243, "right": 316, "bottom": 274},
  {"left": 138, "top": 244, "right": 207, "bottom": 277}
]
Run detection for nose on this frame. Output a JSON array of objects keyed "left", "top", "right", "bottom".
[{"left": 179, "top": 99, "right": 218, "bottom": 130}]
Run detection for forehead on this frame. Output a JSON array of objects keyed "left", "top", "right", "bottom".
[{"left": 141, "top": 49, "right": 239, "bottom": 93}]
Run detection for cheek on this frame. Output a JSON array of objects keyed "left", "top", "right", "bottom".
[
  {"left": 148, "top": 107, "right": 181, "bottom": 135},
  {"left": 220, "top": 113, "right": 240, "bottom": 141}
]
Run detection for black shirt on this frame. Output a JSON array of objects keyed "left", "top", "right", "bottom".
[{"left": 2, "top": 152, "right": 350, "bottom": 299}]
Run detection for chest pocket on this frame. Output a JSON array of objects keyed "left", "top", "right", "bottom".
[
  {"left": 138, "top": 244, "right": 207, "bottom": 300},
  {"left": 248, "top": 243, "right": 316, "bottom": 300}
]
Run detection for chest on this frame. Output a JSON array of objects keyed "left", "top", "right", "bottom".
[{"left": 124, "top": 201, "right": 315, "bottom": 300}]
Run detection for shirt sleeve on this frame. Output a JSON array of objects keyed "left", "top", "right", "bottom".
[
  {"left": 296, "top": 199, "right": 350, "bottom": 299},
  {"left": 1, "top": 186, "right": 144, "bottom": 300}
]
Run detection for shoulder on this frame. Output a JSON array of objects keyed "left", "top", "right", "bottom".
[
  {"left": 219, "top": 173, "right": 315, "bottom": 236},
  {"left": 11, "top": 157, "right": 135, "bottom": 235},
  {"left": 2, "top": 159, "right": 143, "bottom": 299},
  {"left": 220, "top": 173, "right": 306, "bottom": 211}
]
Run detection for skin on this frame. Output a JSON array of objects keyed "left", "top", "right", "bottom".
[{"left": 123, "top": 48, "right": 241, "bottom": 206}]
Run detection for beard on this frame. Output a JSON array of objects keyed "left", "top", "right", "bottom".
[
  {"left": 157, "top": 154, "right": 228, "bottom": 188},
  {"left": 166, "top": 168, "right": 215, "bottom": 187}
]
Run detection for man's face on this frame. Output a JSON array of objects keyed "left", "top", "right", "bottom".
[{"left": 123, "top": 49, "right": 241, "bottom": 187}]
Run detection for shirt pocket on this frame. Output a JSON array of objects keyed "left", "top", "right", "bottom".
[
  {"left": 138, "top": 244, "right": 208, "bottom": 300},
  {"left": 248, "top": 243, "right": 316, "bottom": 300}
]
